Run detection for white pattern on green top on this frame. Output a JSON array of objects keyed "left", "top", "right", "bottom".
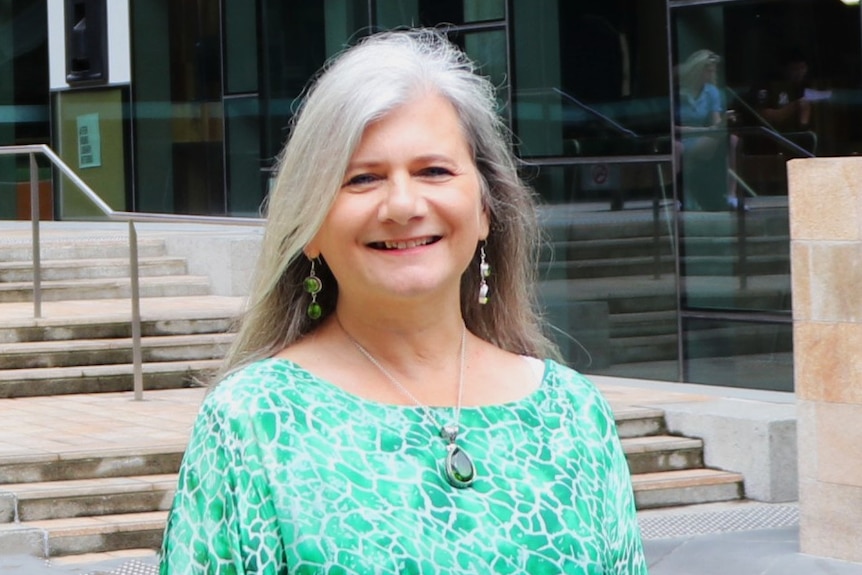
[{"left": 160, "top": 358, "right": 647, "bottom": 574}]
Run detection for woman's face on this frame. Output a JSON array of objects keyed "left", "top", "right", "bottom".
[
  {"left": 703, "top": 62, "right": 717, "bottom": 84},
  {"left": 306, "top": 92, "right": 490, "bottom": 309}
]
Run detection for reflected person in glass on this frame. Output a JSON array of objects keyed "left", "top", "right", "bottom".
[
  {"left": 675, "top": 49, "right": 740, "bottom": 211},
  {"left": 159, "top": 29, "right": 647, "bottom": 575}
]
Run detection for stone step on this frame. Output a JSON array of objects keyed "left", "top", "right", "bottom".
[
  {"left": 631, "top": 468, "right": 744, "bottom": 509},
  {"left": 613, "top": 406, "right": 667, "bottom": 439},
  {"left": 1, "top": 474, "right": 176, "bottom": 522},
  {"left": 0, "top": 276, "right": 211, "bottom": 303},
  {"left": 0, "top": 333, "right": 234, "bottom": 369},
  {"left": 1, "top": 312, "right": 237, "bottom": 344},
  {"left": 20, "top": 510, "right": 168, "bottom": 557},
  {"left": 0, "top": 359, "right": 220, "bottom": 398},
  {"left": 0, "top": 445, "right": 186, "bottom": 485},
  {"left": 622, "top": 435, "right": 704, "bottom": 475},
  {"left": 0, "top": 239, "right": 168, "bottom": 262},
  {"left": 0, "top": 468, "right": 742, "bottom": 558},
  {"left": 0, "top": 257, "right": 188, "bottom": 282}
]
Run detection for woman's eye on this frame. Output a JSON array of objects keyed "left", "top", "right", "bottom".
[
  {"left": 420, "top": 166, "right": 454, "bottom": 178},
  {"left": 345, "top": 173, "right": 378, "bottom": 186}
]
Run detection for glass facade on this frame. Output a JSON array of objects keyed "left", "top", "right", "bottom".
[
  {"left": 4, "top": 0, "right": 862, "bottom": 391},
  {"left": 0, "top": 0, "right": 49, "bottom": 220},
  {"left": 669, "top": 0, "right": 861, "bottom": 390},
  {"left": 131, "top": 0, "right": 225, "bottom": 214}
]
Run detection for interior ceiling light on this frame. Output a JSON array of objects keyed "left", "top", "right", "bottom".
[{"left": 840, "top": 0, "right": 860, "bottom": 5}]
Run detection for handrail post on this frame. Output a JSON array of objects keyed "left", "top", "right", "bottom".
[
  {"left": 129, "top": 221, "right": 144, "bottom": 400},
  {"left": 30, "top": 153, "right": 42, "bottom": 318}
]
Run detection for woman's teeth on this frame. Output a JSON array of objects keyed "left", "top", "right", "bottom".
[{"left": 382, "top": 238, "right": 433, "bottom": 249}]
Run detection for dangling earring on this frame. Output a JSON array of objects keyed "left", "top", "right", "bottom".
[
  {"left": 304, "top": 259, "right": 323, "bottom": 319},
  {"left": 478, "top": 243, "right": 490, "bottom": 305}
]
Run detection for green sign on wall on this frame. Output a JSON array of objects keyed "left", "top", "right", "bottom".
[{"left": 76, "top": 113, "right": 102, "bottom": 169}]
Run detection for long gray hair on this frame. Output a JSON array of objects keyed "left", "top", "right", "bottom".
[
  {"left": 678, "top": 49, "right": 720, "bottom": 93},
  {"left": 220, "top": 28, "right": 559, "bottom": 378}
]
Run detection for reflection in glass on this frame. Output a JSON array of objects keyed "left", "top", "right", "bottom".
[
  {"left": 675, "top": 48, "right": 735, "bottom": 212},
  {"left": 532, "top": 162, "right": 678, "bottom": 382},
  {"left": 225, "top": 97, "right": 263, "bottom": 216},
  {"left": 671, "top": 2, "right": 821, "bottom": 316},
  {"left": 132, "top": 0, "right": 225, "bottom": 214},
  {"left": 683, "top": 318, "right": 793, "bottom": 392},
  {"left": 512, "top": 0, "right": 670, "bottom": 159},
  {"left": 455, "top": 30, "right": 508, "bottom": 111},
  {"left": 0, "top": 1, "right": 49, "bottom": 219},
  {"left": 259, "top": 1, "right": 369, "bottom": 162},
  {"left": 224, "top": 0, "right": 259, "bottom": 95},
  {"left": 376, "top": 0, "right": 504, "bottom": 29}
]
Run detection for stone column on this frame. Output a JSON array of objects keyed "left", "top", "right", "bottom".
[{"left": 788, "top": 157, "right": 862, "bottom": 563}]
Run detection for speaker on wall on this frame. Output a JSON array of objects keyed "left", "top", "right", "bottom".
[{"left": 65, "top": 0, "right": 108, "bottom": 85}]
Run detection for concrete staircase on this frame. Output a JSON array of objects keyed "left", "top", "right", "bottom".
[
  {"left": 0, "top": 402, "right": 744, "bottom": 565},
  {"left": 0, "top": 237, "right": 212, "bottom": 303},
  {"left": 0, "top": 228, "right": 743, "bottom": 565},
  {"left": 615, "top": 406, "right": 743, "bottom": 509},
  {"left": 0, "top": 237, "right": 232, "bottom": 398},
  {"left": 0, "top": 448, "right": 181, "bottom": 558}
]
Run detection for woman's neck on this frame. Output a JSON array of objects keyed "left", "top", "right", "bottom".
[{"left": 331, "top": 299, "right": 466, "bottom": 370}]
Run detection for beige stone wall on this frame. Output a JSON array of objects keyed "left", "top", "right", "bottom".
[{"left": 788, "top": 157, "right": 862, "bottom": 562}]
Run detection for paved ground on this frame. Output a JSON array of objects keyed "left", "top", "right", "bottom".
[{"left": 646, "top": 526, "right": 862, "bottom": 574}]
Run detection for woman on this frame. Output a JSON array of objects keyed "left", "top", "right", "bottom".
[
  {"left": 160, "top": 29, "right": 646, "bottom": 574},
  {"left": 675, "top": 49, "right": 739, "bottom": 210}
]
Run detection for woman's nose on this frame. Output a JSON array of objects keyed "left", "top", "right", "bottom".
[{"left": 378, "top": 175, "right": 426, "bottom": 224}]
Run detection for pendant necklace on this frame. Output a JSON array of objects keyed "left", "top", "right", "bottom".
[{"left": 339, "top": 320, "right": 476, "bottom": 489}]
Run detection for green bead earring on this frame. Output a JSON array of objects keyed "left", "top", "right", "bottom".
[{"left": 304, "top": 259, "right": 323, "bottom": 320}]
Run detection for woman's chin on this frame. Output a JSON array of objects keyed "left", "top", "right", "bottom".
[{"left": 357, "top": 279, "right": 456, "bottom": 306}]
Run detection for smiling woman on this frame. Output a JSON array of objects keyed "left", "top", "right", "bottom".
[
  {"left": 305, "top": 92, "right": 489, "bottom": 308},
  {"left": 159, "top": 28, "right": 647, "bottom": 575}
]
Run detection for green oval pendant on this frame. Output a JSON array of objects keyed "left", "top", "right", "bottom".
[
  {"left": 443, "top": 445, "right": 475, "bottom": 488},
  {"left": 307, "top": 301, "right": 322, "bottom": 320},
  {"left": 304, "top": 276, "right": 322, "bottom": 294}
]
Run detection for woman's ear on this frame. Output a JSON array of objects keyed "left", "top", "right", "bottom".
[{"left": 479, "top": 207, "right": 491, "bottom": 241}]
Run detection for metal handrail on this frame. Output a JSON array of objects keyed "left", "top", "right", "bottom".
[{"left": 0, "top": 144, "right": 264, "bottom": 400}]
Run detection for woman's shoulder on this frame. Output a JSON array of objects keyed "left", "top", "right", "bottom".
[
  {"left": 542, "top": 358, "right": 597, "bottom": 391},
  {"left": 202, "top": 358, "right": 313, "bottom": 411},
  {"left": 538, "top": 360, "right": 621, "bottom": 445},
  {"left": 704, "top": 82, "right": 722, "bottom": 98},
  {"left": 541, "top": 359, "right": 615, "bottom": 414}
]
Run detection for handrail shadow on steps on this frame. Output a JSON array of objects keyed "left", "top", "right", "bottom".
[{"left": 0, "top": 144, "right": 264, "bottom": 400}]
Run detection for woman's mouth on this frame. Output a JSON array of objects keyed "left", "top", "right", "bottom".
[{"left": 369, "top": 236, "right": 440, "bottom": 250}]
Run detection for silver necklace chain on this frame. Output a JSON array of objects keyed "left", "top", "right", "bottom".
[
  {"left": 341, "top": 322, "right": 467, "bottom": 437},
  {"left": 336, "top": 318, "right": 476, "bottom": 488}
]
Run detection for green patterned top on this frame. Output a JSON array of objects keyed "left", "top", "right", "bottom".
[{"left": 160, "top": 358, "right": 647, "bottom": 574}]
